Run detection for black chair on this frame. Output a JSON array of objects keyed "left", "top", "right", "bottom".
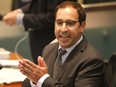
[{"left": 105, "top": 52, "right": 116, "bottom": 87}]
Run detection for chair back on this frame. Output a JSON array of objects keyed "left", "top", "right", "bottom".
[{"left": 105, "top": 52, "right": 116, "bottom": 87}]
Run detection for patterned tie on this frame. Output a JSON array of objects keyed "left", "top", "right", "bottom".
[{"left": 53, "top": 49, "right": 67, "bottom": 78}]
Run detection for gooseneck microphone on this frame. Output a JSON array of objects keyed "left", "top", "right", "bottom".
[
  {"left": 0, "top": 14, "right": 3, "bottom": 20},
  {"left": 0, "top": 63, "right": 3, "bottom": 70}
]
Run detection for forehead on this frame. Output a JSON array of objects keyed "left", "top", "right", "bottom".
[{"left": 56, "top": 7, "right": 78, "bottom": 20}]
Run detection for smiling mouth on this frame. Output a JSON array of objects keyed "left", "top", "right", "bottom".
[
  {"left": 60, "top": 35, "right": 68, "bottom": 38},
  {"left": 59, "top": 35, "right": 70, "bottom": 41}
]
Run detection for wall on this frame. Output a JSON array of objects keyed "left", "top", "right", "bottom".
[
  {"left": 83, "top": 2, "right": 116, "bottom": 29},
  {"left": 0, "top": 0, "right": 12, "bottom": 14},
  {"left": 83, "top": 2, "right": 116, "bottom": 60}
]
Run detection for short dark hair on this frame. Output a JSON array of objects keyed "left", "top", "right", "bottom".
[{"left": 55, "top": 1, "right": 86, "bottom": 24}]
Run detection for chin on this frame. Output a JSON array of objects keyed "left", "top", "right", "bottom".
[{"left": 60, "top": 42, "right": 70, "bottom": 48}]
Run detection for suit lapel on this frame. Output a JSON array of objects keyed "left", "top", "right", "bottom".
[
  {"left": 48, "top": 50, "right": 58, "bottom": 77},
  {"left": 44, "top": 43, "right": 59, "bottom": 77},
  {"left": 56, "top": 37, "right": 87, "bottom": 80}
]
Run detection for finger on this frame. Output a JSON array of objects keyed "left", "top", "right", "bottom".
[
  {"left": 22, "top": 59, "right": 41, "bottom": 75},
  {"left": 20, "top": 68, "right": 35, "bottom": 81},
  {"left": 24, "top": 59, "right": 37, "bottom": 69},
  {"left": 19, "top": 59, "right": 34, "bottom": 74},
  {"left": 38, "top": 56, "right": 47, "bottom": 67},
  {"left": 19, "top": 60, "right": 32, "bottom": 74},
  {"left": 19, "top": 60, "right": 40, "bottom": 83},
  {"left": 3, "top": 19, "right": 13, "bottom": 26}
]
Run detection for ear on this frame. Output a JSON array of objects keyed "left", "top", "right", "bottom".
[{"left": 80, "top": 21, "right": 86, "bottom": 32}]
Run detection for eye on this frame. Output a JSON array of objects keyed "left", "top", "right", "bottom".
[
  {"left": 56, "top": 20, "right": 63, "bottom": 26},
  {"left": 66, "top": 21, "right": 75, "bottom": 27}
]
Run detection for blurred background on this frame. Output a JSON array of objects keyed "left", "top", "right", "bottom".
[{"left": 0, "top": 0, "right": 116, "bottom": 61}]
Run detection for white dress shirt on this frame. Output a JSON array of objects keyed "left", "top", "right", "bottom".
[{"left": 16, "top": 9, "right": 24, "bottom": 26}]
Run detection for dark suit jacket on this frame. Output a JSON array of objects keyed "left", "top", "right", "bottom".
[
  {"left": 22, "top": 37, "right": 105, "bottom": 87},
  {"left": 12, "top": 0, "right": 31, "bottom": 10}
]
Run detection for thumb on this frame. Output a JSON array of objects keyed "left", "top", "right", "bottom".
[{"left": 37, "top": 56, "right": 47, "bottom": 67}]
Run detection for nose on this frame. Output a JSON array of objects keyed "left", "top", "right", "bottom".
[{"left": 60, "top": 23, "right": 68, "bottom": 32}]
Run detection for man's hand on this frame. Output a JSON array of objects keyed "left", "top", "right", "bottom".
[
  {"left": 19, "top": 56, "right": 48, "bottom": 83},
  {"left": 2, "top": 9, "right": 22, "bottom": 26},
  {"left": 3, "top": 12, "right": 18, "bottom": 26}
]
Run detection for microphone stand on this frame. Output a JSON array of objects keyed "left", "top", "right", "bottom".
[{"left": 0, "top": 63, "right": 3, "bottom": 70}]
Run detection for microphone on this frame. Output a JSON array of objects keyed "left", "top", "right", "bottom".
[
  {"left": 0, "top": 14, "right": 3, "bottom": 20},
  {"left": 0, "top": 63, "right": 3, "bottom": 70}
]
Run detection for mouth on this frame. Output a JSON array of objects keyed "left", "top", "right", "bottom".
[
  {"left": 59, "top": 35, "right": 70, "bottom": 41},
  {"left": 60, "top": 35, "right": 68, "bottom": 38},
  {"left": 60, "top": 34, "right": 69, "bottom": 38}
]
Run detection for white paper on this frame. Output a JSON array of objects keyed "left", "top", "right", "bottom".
[
  {"left": 0, "top": 60, "right": 19, "bottom": 67},
  {"left": 0, "top": 68, "right": 26, "bottom": 84},
  {"left": 0, "top": 48, "right": 11, "bottom": 59}
]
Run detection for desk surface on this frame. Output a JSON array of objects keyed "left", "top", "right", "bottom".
[
  {"left": 9, "top": 52, "right": 23, "bottom": 60},
  {"left": 0, "top": 82, "right": 22, "bottom": 87},
  {"left": 0, "top": 52, "right": 24, "bottom": 87}
]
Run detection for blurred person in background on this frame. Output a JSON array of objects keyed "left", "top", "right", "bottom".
[{"left": 12, "top": 0, "right": 32, "bottom": 10}]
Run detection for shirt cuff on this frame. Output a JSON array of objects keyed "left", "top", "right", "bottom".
[
  {"left": 37, "top": 74, "right": 50, "bottom": 87},
  {"left": 30, "top": 74, "right": 50, "bottom": 87},
  {"left": 30, "top": 81, "right": 38, "bottom": 87},
  {"left": 16, "top": 13, "right": 24, "bottom": 25}
]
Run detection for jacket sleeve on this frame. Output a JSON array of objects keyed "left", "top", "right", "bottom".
[
  {"left": 21, "top": 0, "right": 66, "bottom": 31},
  {"left": 22, "top": 78, "right": 31, "bottom": 87},
  {"left": 21, "top": 3, "right": 31, "bottom": 13}
]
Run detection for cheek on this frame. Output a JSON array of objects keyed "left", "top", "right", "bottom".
[
  {"left": 71, "top": 29, "right": 81, "bottom": 40},
  {"left": 54, "top": 28, "right": 59, "bottom": 37},
  {"left": 71, "top": 29, "right": 79, "bottom": 36}
]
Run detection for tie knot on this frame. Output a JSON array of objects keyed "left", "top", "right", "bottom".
[{"left": 58, "top": 49, "right": 67, "bottom": 57}]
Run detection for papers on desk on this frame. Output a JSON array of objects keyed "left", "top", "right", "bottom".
[
  {"left": 0, "top": 48, "right": 26, "bottom": 84},
  {"left": 0, "top": 60, "right": 19, "bottom": 68},
  {"left": 0, "top": 68, "right": 26, "bottom": 84},
  {"left": 0, "top": 48, "right": 11, "bottom": 60},
  {"left": 0, "top": 60, "right": 26, "bottom": 84}
]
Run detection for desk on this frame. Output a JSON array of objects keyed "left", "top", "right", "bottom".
[
  {"left": 9, "top": 52, "right": 23, "bottom": 60},
  {"left": 0, "top": 82, "right": 22, "bottom": 87},
  {"left": 0, "top": 52, "right": 24, "bottom": 87}
]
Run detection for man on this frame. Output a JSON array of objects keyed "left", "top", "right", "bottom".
[
  {"left": 3, "top": 0, "right": 72, "bottom": 64},
  {"left": 19, "top": 1, "right": 105, "bottom": 87}
]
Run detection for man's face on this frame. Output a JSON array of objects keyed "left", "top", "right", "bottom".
[{"left": 55, "top": 7, "right": 85, "bottom": 48}]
